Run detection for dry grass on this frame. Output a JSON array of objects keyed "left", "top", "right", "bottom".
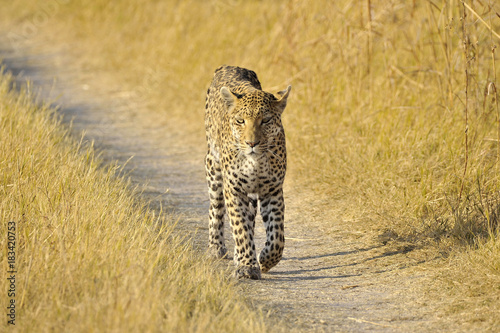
[
  {"left": 437, "top": 235, "right": 500, "bottom": 328},
  {"left": 0, "top": 70, "right": 278, "bottom": 331},
  {"left": 1, "top": 0, "right": 500, "bottom": 328}
]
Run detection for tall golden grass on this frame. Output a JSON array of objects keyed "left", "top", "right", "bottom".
[
  {"left": 1, "top": 0, "right": 500, "bottom": 327},
  {"left": 0, "top": 71, "right": 278, "bottom": 331}
]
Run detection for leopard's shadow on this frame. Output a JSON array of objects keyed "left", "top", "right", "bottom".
[{"left": 262, "top": 244, "right": 416, "bottom": 281}]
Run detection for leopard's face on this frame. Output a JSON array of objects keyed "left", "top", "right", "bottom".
[{"left": 221, "top": 87, "right": 291, "bottom": 159}]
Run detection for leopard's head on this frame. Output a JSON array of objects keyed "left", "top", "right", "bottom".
[{"left": 220, "top": 86, "right": 291, "bottom": 158}]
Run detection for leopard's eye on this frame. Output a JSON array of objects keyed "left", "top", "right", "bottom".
[
  {"left": 235, "top": 118, "right": 245, "bottom": 125},
  {"left": 262, "top": 117, "right": 272, "bottom": 124}
]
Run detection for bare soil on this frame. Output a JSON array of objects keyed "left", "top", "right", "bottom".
[{"left": 1, "top": 40, "right": 471, "bottom": 332}]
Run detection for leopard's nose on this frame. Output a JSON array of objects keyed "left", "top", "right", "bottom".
[{"left": 246, "top": 141, "right": 260, "bottom": 148}]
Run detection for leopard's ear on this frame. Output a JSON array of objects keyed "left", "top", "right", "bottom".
[
  {"left": 220, "top": 87, "right": 237, "bottom": 109},
  {"left": 275, "top": 85, "right": 291, "bottom": 112}
]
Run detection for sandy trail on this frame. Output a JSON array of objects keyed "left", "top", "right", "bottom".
[{"left": 1, "top": 42, "right": 459, "bottom": 332}]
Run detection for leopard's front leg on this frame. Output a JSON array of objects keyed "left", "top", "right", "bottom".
[
  {"left": 224, "top": 186, "right": 261, "bottom": 280},
  {"left": 258, "top": 187, "right": 285, "bottom": 273},
  {"left": 206, "top": 153, "right": 227, "bottom": 259}
]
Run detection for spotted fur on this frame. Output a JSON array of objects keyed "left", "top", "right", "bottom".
[{"left": 204, "top": 65, "right": 291, "bottom": 280}]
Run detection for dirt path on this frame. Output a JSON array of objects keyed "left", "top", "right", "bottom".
[{"left": 1, "top": 42, "right": 462, "bottom": 332}]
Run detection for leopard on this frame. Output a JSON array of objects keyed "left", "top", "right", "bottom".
[{"left": 204, "top": 65, "right": 291, "bottom": 280}]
